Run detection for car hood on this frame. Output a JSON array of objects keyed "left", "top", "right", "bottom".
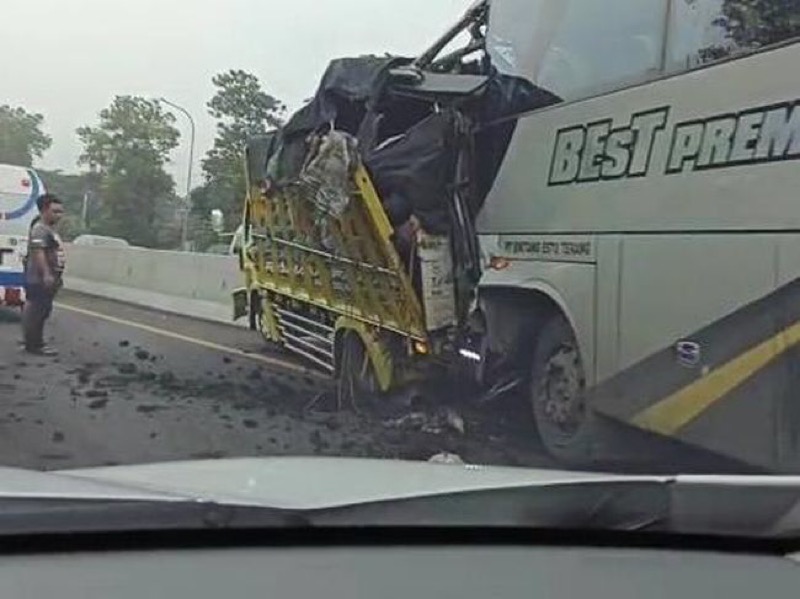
[
  {"left": 50, "top": 456, "right": 800, "bottom": 510},
  {"left": 0, "top": 458, "right": 799, "bottom": 537},
  {"left": 56, "top": 457, "right": 663, "bottom": 509}
]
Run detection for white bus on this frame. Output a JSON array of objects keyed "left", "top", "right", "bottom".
[
  {"left": 0, "top": 164, "right": 45, "bottom": 306},
  {"left": 443, "top": 0, "right": 800, "bottom": 471}
]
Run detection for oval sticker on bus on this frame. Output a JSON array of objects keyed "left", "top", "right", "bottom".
[{"left": 676, "top": 341, "right": 702, "bottom": 368}]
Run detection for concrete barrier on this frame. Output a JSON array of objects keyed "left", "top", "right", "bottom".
[{"left": 63, "top": 244, "right": 243, "bottom": 325}]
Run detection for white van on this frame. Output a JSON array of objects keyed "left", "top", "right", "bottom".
[{"left": 0, "top": 164, "right": 45, "bottom": 306}]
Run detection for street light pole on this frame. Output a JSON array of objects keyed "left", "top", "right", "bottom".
[{"left": 158, "top": 97, "right": 196, "bottom": 250}]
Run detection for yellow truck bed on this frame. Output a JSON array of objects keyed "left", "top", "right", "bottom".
[
  {"left": 243, "top": 164, "right": 428, "bottom": 339},
  {"left": 235, "top": 159, "right": 463, "bottom": 393}
]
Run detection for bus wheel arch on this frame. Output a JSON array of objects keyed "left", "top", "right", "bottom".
[
  {"left": 478, "top": 286, "right": 572, "bottom": 370},
  {"left": 478, "top": 286, "right": 595, "bottom": 464}
]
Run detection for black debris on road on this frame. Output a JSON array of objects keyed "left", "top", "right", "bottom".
[{"left": 0, "top": 293, "right": 558, "bottom": 473}]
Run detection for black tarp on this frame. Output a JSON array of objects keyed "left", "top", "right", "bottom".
[
  {"left": 472, "top": 73, "right": 561, "bottom": 207},
  {"left": 261, "top": 53, "right": 561, "bottom": 237},
  {"left": 363, "top": 110, "right": 460, "bottom": 234},
  {"left": 284, "top": 56, "right": 404, "bottom": 136},
  {"left": 245, "top": 132, "right": 278, "bottom": 186},
  {"left": 267, "top": 56, "right": 409, "bottom": 186}
]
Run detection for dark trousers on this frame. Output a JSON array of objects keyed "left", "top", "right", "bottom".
[{"left": 22, "top": 284, "right": 56, "bottom": 350}]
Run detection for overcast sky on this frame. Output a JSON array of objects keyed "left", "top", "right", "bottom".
[{"left": 2, "top": 0, "right": 469, "bottom": 184}]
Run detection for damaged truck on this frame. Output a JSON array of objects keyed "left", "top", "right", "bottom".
[{"left": 235, "top": 0, "right": 800, "bottom": 472}]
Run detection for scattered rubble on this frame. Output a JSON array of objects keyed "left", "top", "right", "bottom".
[
  {"left": 383, "top": 407, "right": 466, "bottom": 435},
  {"left": 428, "top": 452, "right": 465, "bottom": 465},
  {"left": 117, "top": 363, "right": 137, "bottom": 375},
  {"left": 88, "top": 398, "right": 110, "bottom": 410}
]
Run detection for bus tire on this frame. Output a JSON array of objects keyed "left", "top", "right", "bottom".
[{"left": 529, "top": 314, "right": 596, "bottom": 465}]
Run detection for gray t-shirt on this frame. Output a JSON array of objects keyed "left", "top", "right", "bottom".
[{"left": 26, "top": 222, "right": 65, "bottom": 285}]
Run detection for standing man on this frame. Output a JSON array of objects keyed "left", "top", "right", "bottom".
[{"left": 22, "top": 194, "right": 66, "bottom": 356}]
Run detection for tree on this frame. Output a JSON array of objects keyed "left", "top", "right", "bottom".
[
  {"left": 199, "top": 70, "right": 286, "bottom": 225},
  {"left": 38, "top": 169, "right": 96, "bottom": 241},
  {"left": 0, "top": 105, "right": 52, "bottom": 166},
  {"left": 702, "top": 0, "right": 800, "bottom": 61},
  {"left": 77, "top": 96, "right": 181, "bottom": 248},
  {"left": 720, "top": 0, "right": 800, "bottom": 48}
]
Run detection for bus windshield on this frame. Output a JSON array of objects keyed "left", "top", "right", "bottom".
[
  {"left": 487, "top": 0, "right": 800, "bottom": 102},
  {"left": 486, "top": 0, "right": 669, "bottom": 101}
]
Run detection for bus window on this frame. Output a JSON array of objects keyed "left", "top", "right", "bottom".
[
  {"left": 487, "top": 0, "right": 668, "bottom": 101},
  {"left": 668, "top": 0, "right": 800, "bottom": 72},
  {"left": 534, "top": 0, "right": 668, "bottom": 101}
]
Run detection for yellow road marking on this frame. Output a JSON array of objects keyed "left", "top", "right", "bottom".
[
  {"left": 632, "top": 320, "right": 800, "bottom": 435},
  {"left": 55, "top": 301, "right": 326, "bottom": 379}
]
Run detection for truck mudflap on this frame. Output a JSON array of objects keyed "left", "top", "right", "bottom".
[{"left": 591, "top": 276, "right": 800, "bottom": 473}]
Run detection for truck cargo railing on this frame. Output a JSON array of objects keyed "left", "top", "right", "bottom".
[{"left": 243, "top": 163, "right": 430, "bottom": 342}]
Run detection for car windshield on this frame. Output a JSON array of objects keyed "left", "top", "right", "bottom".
[{"left": 2, "top": 0, "right": 800, "bottom": 535}]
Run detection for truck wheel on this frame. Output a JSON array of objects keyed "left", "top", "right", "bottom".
[
  {"left": 254, "top": 294, "right": 277, "bottom": 346},
  {"left": 256, "top": 308, "right": 271, "bottom": 344},
  {"left": 529, "top": 315, "right": 595, "bottom": 464},
  {"left": 337, "top": 332, "right": 380, "bottom": 412}
]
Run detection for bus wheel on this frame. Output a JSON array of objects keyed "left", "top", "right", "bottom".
[
  {"left": 336, "top": 332, "right": 380, "bottom": 413},
  {"left": 529, "top": 315, "right": 595, "bottom": 464}
]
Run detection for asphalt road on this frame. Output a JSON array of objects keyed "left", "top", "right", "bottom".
[{"left": 0, "top": 290, "right": 554, "bottom": 471}]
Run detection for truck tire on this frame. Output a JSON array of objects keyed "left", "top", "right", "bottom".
[
  {"left": 337, "top": 332, "right": 380, "bottom": 412},
  {"left": 255, "top": 297, "right": 272, "bottom": 344},
  {"left": 529, "top": 315, "right": 596, "bottom": 464}
]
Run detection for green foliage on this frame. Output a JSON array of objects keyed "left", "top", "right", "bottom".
[
  {"left": 38, "top": 169, "right": 96, "bottom": 241},
  {"left": 77, "top": 96, "right": 179, "bottom": 171},
  {"left": 55, "top": 214, "right": 86, "bottom": 242},
  {"left": 186, "top": 211, "right": 221, "bottom": 253},
  {"left": 207, "top": 69, "right": 286, "bottom": 134},
  {"left": 703, "top": 0, "right": 800, "bottom": 60},
  {"left": 0, "top": 105, "right": 52, "bottom": 167},
  {"left": 199, "top": 70, "right": 285, "bottom": 226},
  {"left": 721, "top": 0, "right": 800, "bottom": 48},
  {"left": 39, "top": 170, "right": 88, "bottom": 213},
  {"left": 77, "top": 96, "right": 181, "bottom": 248}
]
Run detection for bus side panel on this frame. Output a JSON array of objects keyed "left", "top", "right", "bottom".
[
  {"left": 774, "top": 236, "right": 800, "bottom": 470},
  {"left": 477, "top": 42, "right": 800, "bottom": 235},
  {"left": 589, "top": 277, "right": 799, "bottom": 470},
  {"left": 589, "top": 232, "right": 787, "bottom": 470},
  {"left": 618, "top": 234, "right": 777, "bottom": 372},
  {"left": 595, "top": 235, "right": 622, "bottom": 385},
  {"left": 615, "top": 233, "right": 780, "bottom": 468}
]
